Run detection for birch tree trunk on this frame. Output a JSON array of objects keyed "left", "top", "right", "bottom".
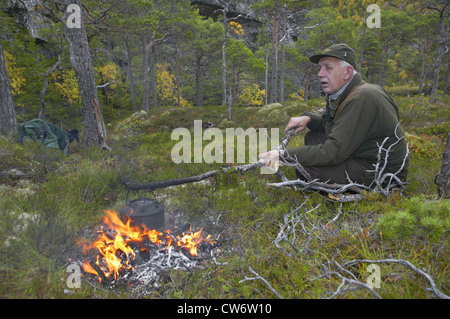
[{"left": 0, "top": 41, "right": 17, "bottom": 137}]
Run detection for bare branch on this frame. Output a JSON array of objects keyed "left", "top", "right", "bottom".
[
  {"left": 369, "top": 124, "right": 409, "bottom": 196},
  {"left": 311, "top": 261, "right": 382, "bottom": 299},
  {"left": 270, "top": 124, "right": 409, "bottom": 202},
  {"left": 239, "top": 266, "right": 284, "bottom": 299},
  {"left": 344, "top": 259, "right": 450, "bottom": 299},
  {"left": 96, "top": 82, "right": 118, "bottom": 89},
  {"left": 272, "top": 202, "right": 323, "bottom": 258}
]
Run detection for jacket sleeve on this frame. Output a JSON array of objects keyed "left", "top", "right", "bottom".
[
  {"left": 304, "top": 112, "right": 325, "bottom": 131},
  {"left": 287, "top": 96, "right": 376, "bottom": 167}
]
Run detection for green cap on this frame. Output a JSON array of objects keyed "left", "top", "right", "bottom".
[{"left": 309, "top": 43, "right": 357, "bottom": 69}]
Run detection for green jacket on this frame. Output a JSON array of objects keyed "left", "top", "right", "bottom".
[{"left": 287, "top": 73, "right": 409, "bottom": 183}]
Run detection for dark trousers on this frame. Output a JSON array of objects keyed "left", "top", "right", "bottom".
[{"left": 299, "top": 131, "right": 367, "bottom": 185}]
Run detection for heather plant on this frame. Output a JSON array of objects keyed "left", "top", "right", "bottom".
[{"left": 405, "top": 133, "right": 444, "bottom": 161}]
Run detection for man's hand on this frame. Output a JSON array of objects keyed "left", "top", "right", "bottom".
[
  {"left": 258, "top": 149, "right": 282, "bottom": 172},
  {"left": 285, "top": 115, "right": 311, "bottom": 134}
]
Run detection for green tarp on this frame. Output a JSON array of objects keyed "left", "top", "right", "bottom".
[{"left": 17, "top": 119, "right": 78, "bottom": 156}]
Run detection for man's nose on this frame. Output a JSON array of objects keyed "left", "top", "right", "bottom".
[{"left": 317, "top": 68, "right": 324, "bottom": 77}]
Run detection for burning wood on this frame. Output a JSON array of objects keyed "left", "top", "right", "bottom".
[{"left": 76, "top": 210, "right": 216, "bottom": 284}]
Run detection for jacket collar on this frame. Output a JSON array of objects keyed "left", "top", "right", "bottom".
[{"left": 327, "top": 72, "right": 363, "bottom": 109}]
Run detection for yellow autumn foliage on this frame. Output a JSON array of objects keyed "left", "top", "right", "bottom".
[
  {"left": 156, "top": 62, "right": 188, "bottom": 107},
  {"left": 50, "top": 69, "right": 81, "bottom": 104},
  {"left": 238, "top": 83, "right": 265, "bottom": 107},
  {"left": 49, "top": 63, "right": 121, "bottom": 105},
  {"left": 96, "top": 63, "right": 120, "bottom": 89},
  {"left": 3, "top": 50, "right": 26, "bottom": 95},
  {"left": 229, "top": 21, "right": 244, "bottom": 36}
]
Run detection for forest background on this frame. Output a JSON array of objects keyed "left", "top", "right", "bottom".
[
  {"left": 0, "top": 0, "right": 449, "bottom": 300},
  {"left": 1, "top": 0, "right": 448, "bottom": 129}
]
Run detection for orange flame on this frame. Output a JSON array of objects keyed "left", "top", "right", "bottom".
[{"left": 78, "top": 210, "right": 215, "bottom": 282}]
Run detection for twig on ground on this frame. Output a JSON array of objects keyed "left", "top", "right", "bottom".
[
  {"left": 311, "top": 260, "right": 382, "bottom": 299},
  {"left": 344, "top": 259, "right": 450, "bottom": 299},
  {"left": 239, "top": 266, "right": 284, "bottom": 299}
]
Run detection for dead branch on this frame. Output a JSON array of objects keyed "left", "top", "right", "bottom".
[
  {"left": 272, "top": 201, "right": 321, "bottom": 258},
  {"left": 344, "top": 259, "right": 450, "bottom": 299},
  {"left": 267, "top": 179, "right": 371, "bottom": 197},
  {"left": 268, "top": 124, "right": 410, "bottom": 202},
  {"left": 239, "top": 266, "right": 284, "bottom": 299},
  {"left": 369, "top": 124, "right": 409, "bottom": 196},
  {"left": 273, "top": 202, "right": 347, "bottom": 260},
  {"left": 96, "top": 82, "right": 118, "bottom": 89},
  {"left": 311, "top": 260, "right": 382, "bottom": 299},
  {"left": 121, "top": 129, "right": 298, "bottom": 191}
]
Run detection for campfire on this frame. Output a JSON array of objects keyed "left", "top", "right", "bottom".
[{"left": 76, "top": 210, "right": 216, "bottom": 284}]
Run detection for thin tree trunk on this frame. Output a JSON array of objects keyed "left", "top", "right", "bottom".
[
  {"left": 195, "top": 57, "right": 202, "bottom": 107},
  {"left": 270, "top": 3, "right": 278, "bottom": 103},
  {"left": 435, "top": 129, "right": 450, "bottom": 198},
  {"left": 377, "top": 44, "right": 387, "bottom": 86},
  {"left": 62, "top": 0, "right": 100, "bottom": 146},
  {"left": 0, "top": 41, "right": 17, "bottom": 137},
  {"left": 175, "top": 36, "right": 181, "bottom": 107},
  {"left": 444, "top": 63, "right": 449, "bottom": 95},
  {"left": 227, "top": 87, "right": 232, "bottom": 121},
  {"left": 265, "top": 42, "right": 269, "bottom": 105},
  {"left": 39, "top": 56, "right": 61, "bottom": 120},
  {"left": 431, "top": 3, "right": 448, "bottom": 95},
  {"left": 303, "top": 66, "right": 312, "bottom": 102},
  {"left": 222, "top": 8, "right": 228, "bottom": 107},
  {"left": 142, "top": 37, "right": 150, "bottom": 112},
  {"left": 358, "top": 21, "right": 367, "bottom": 73},
  {"left": 124, "top": 37, "right": 137, "bottom": 112},
  {"left": 279, "top": 38, "right": 285, "bottom": 102},
  {"left": 150, "top": 45, "right": 157, "bottom": 108}
]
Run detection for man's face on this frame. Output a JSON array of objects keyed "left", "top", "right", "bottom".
[{"left": 317, "top": 57, "right": 352, "bottom": 95}]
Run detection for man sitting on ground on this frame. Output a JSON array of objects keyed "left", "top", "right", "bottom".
[{"left": 260, "top": 43, "right": 409, "bottom": 186}]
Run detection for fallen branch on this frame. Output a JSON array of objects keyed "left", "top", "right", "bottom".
[
  {"left": 239, "top": 266, "right": 284, "bottom": 299},
  {"left": 311, "top": 260, "right": 382, "bottom": 299},
  {"left": 121, "top": 129, "right": 299, "bottom": 191},
  {"left": 120, "top": 170, "right": 218, "bottom": 192},
  {"left": 272, "top": 202, "right": 321, "bottom": 258},
  {"left": 344, "top": 259, "right": 450, "bottom": 299},
  {"left": 267, "top": 179, "right": 371, "bottom": 196},
  {"left": 268, "top": 124, "right": 410, "bottom": 202}
]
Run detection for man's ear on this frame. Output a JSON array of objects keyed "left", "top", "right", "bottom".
[{"left": 344, "top": 65, "right": 354, "bottom": 81}]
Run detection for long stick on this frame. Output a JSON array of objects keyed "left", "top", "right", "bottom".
[{"left": 120, "top": 128, "right": 300, "bottom": 192}]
